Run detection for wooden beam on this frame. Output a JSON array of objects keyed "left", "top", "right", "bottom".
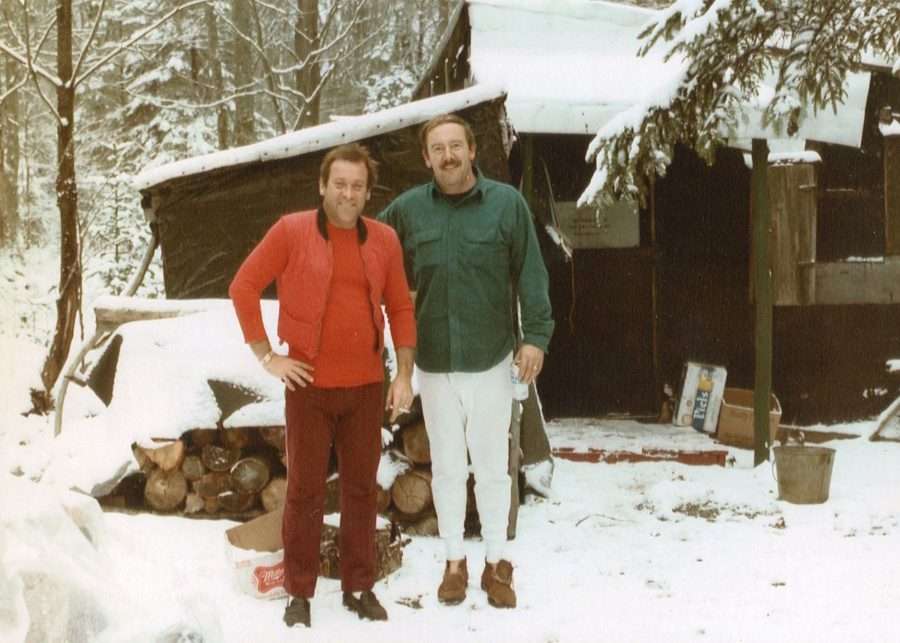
[
  {"left": 752, "top": 139, "right": 773, "bottom": 466},
  {"left": 93, "top": 295, "right": 232, "bottom": 333},
  {"left": 885, "top": 136, "right": 900, "bottom": 255},
  {"left": 814, "top": 259, "right": 900, "bottom": 304}
]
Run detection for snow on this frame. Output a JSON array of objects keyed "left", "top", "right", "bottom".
[
  {"left": 767, "top": 151, "right": 822, "bottom": 165},
  {"left": 132, "top": 83, "right": 506, "bottom": 191},
  {"left": 467, "top": 0, "right": 870, "bottom": 148},
  {"left": 4, "top": 300, "right": 900, "bottom": 641},
  {"left": 468, "top": 0, "right": 675, "bottom": 135},
  {"left": 880, "top": 120, "right": 900, "bottom": 137},
  {"left": 5, "top": 403, "right": 900, "bottom": 642}
]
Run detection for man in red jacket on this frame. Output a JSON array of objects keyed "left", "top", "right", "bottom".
[{"left": 229, "top": 143, "right": 416, "bottom": 628}]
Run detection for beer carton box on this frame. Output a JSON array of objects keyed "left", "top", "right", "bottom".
[
  {"left": 674, "top": 361, "right": 727, "bottom": 434},
  {"left": 226, "top": 507, "right": 287, "bottom": 600}
]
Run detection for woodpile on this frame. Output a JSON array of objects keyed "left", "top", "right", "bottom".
[
  {"left": 101, "top": 394, "right": 485, "bottom": 538},
  {"left": 378, "top": 401, "right": 482, "bottom": 538},
  {"left": 104, "top": 426, "right": 289, "bottom": 519}
]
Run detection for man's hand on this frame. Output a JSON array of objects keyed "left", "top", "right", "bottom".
[
  {"left": 385, "top": 375, "right": 414, "bottom": 423},
  {"left": 514, "top": 344, "right": 545, "bottom": 385},
  {"left": 264, "top": 355, "right": 314, "bottom": 391}
]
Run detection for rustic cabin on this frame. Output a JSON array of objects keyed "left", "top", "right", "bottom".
[
  {"left": 131, "top": 0, "right": 900, "bottom": 426},
  {"left": 415, "top": 0, "right": 900, "bottom": 423}
]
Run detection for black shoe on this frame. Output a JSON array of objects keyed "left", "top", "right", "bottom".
[
  {"left": 342, "top": 590, "right": 388, "bottom": 621},
  {"left": 283, "top": 597, "right": 311, "bottom": 628}
]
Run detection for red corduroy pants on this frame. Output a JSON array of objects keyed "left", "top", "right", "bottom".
[{"left": 282, "top": 381, "right": 383, "bottom": 598}]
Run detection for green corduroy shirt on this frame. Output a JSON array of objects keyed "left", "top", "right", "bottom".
[{"left": 377, "top": 172, "right": 554, "bottom": 373}]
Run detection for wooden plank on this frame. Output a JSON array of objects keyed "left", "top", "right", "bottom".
[
  {"left": 768, "top": 162, "right": 817, "bottom": 306},
  {"left": 814, "top": 258, "right": 900, "bottom": 304},
  {"left": 93, "top": 295, "right": 231, "bottom": 333},
  {"left": 552, "top": 447, "right": 728, "bottom": 467},
  {"left": 885, "top": 137, "right": 900, "bottom": 256}
]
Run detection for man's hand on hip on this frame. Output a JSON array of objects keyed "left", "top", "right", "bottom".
[
  {"left": 265, "top": 355, "right": 314, "bottom": 391},
  {"left": 514, "top": 344, "right": 545, "bottom": 385}
]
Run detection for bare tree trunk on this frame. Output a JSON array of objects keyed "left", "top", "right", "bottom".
[
  {"left": 231, "top": 0, "right": 255, "bottom": 145},
  {"left": 205, "top": 2, "right": 228, "bottom": 149},
  {"left": 295, "top": 0, "right": 320, "bottom": 128},
  {"left": 36, "top": 0, "right": 81, "bottom": 413},
  {"left": 0, "top": 57, "right": 20, "bottom": 246},
  {"left": 438, "top": 0, "right": 450, "bottom": 35},
  {"left": 250, "top": 1, "right": 286, "bottom": 134}
]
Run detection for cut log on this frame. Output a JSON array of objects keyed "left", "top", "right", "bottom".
[
  {"left": 204, "top": 495, "right": 220, "bottom": 513},
  {"left": 181, "top": 455, "right": 206, "bottom": 482},
  {"left": 193, "top": 471, "right": 232, "bottom": 498},
  {"left": 376, "top": 485, "right": 392, "bottom": 514},
  {"left": 218, "top": 491, "right": 257, "bottom": 513},
  {"left": 324, "top": 475, "right": 341, "bottom": 515},
  {"left": 187, "top": 429, "right": 218, "bottom": 448},
  {"left": 201, "top": 444, "right": 241, "bottom": 472},
  {"left": 184, "top": 493, "right": 205, "bottom": 514},
  {"left": 260, "top": 426, "right": 286, "bottom": 452},
  {"left": 319, "top": 523, "right": 404, "bottom": 581},
  {"left": 231, "top": 456, "right": 271, "bottom": 494},
  {"left": 400, "top": 420, "right": 430, "bottom": 465},
  {"left": 391, "top": 469, "right": 433, "bottom": 515},
  {"left": 144, "top": 468, "right": 188, "bottom": 512},
  {"left": 131, "top": 444, "right": 153, "bottom": 474},
  {"left": 260, "top": 477, "right": 287, "bottom": 513},
  {"left": 403, "top": 513, "right": 439, "bottom": 537},
  {"left": 138, "top": 439, "right": 185, "bottom": 472},
  {"left": 222, "top": 428, "right": 253, "bottom": 451}
]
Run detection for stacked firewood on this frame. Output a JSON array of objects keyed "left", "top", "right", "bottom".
[
  {"left": 379, "top": 402, "right": 481, "bottom": 537},
  {"left": 123, "top": 426, "right": 289, "bottom": 518},
  {"left": 106, "top": 398, "right": 480, "bottom": 533}
]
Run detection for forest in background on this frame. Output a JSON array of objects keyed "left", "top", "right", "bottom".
[{"left": 0, "top": 0, "right": 453, "bottom": 411}]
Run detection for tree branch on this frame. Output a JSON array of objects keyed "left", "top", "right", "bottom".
[
  {"left": 74, "top": 0, "right": 208, "bottom": 88},
  {"left": 71, "top": 0, "right": 107, "bottom": 83}
]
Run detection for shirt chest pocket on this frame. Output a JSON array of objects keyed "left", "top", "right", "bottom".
[
  {"left": 412, "top": 227, "right": 444, "bottom": 272},
  {"left": 461, "top": 226, "right": 507, "bottom": 267}
]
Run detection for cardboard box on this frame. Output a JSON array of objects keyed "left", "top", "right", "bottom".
[
  {"left": 716, "top": 387, "right": 782, "bottom": 449},
  {"left": 674, "top": 362, "right": 728, "bottom": 433},
  {"left": 225, "top": 508, "right": 401, "bottom": 600},
  {"left": 226, "top": 507, "right": 287, "bottom": 600}
]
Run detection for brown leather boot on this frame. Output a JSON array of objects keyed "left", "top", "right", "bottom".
[
  {"left": 437, "top": 559, "right": 468, "bottom": 605},
  {"left": 481, "top": 560, "right": 516, "bottom": 608}
]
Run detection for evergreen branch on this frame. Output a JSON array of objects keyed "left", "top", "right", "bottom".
[{"left": 74, "top": 0, "right": 208, "bottom": 89}]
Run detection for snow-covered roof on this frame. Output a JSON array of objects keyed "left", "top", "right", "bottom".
[
  {"left": 468, "top": 0, "right": 668, "bottom": 136},
  {"left": 466, "top": 0, "right": 871, "bottom": 147},
  {"left": 133, "top": 83, "right": 505, "bottom": 191}
]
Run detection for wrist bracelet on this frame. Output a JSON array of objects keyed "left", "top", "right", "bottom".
[{"left": 260, "top": 350, "right": 275, "bottom": 366}]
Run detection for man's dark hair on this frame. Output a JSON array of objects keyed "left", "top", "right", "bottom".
[
  {"left": 418, "top": 114, "right": 476, "bottom": 152},
  {"left": 320, "top": 143, "right": 378, "bottom": 189}
]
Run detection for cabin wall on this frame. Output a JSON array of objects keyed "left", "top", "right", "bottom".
[
  {"left": 146, "top": 98, "right": 509, "bottom": 299},
  {"left": 656, "top": 145, "right": 900, "bottom": 424}
]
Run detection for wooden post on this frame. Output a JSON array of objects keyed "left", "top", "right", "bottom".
[
  {"left": 752, "top": 139, "right": 773, "bottom": 466},
  {"left": 884, "top": 135, "right": 900, "bottom": 256}
]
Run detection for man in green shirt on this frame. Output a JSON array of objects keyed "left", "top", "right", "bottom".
[{"left": 379, "top": 114, "right": 553, "bottom": 609}]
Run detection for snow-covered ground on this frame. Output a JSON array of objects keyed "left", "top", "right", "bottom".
[
  {"left": 3, "top": 246, "right": 899, "bottom": 642},
  {"left": 3, "top": 379, "right": 900, "bottom": 641}
]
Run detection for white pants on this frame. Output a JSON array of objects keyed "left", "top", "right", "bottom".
[{"left": 418, "top": 353, "right": 513, "bottom": 563}]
